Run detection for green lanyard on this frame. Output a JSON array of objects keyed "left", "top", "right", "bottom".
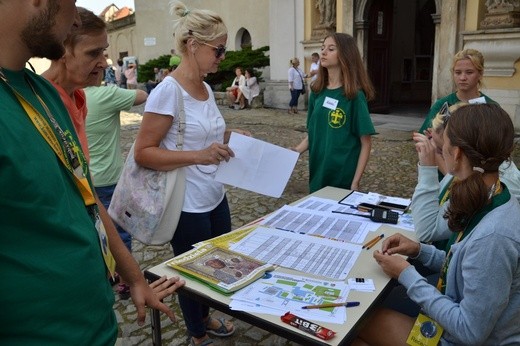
[
  {"left": 0, "top": 68, "right": 95, "bottom": 206},
  {"left": 1, "top": 68, "right": 116, "bottom": 276}
]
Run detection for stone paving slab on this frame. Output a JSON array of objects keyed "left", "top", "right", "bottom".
[{"left": 114, "top": 105, "right": 520, "bottom": 345}]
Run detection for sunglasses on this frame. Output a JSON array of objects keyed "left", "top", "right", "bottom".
[
  {"left": 202, "top": 42, "right": 226, "bottom": 58},
  {"left": 439, "top": 101, "right": 451, "bottom": 126}
]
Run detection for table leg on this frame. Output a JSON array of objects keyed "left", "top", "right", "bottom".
[
  {"left": 150, "top": 307, "right": 162, "bottom": 346},
  {"left": 145, "top": 271, "right": 163, "bottom": 346}
]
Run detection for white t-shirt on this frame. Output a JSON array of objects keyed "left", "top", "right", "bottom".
[
  {"left": 144, "top": 76, "right": 225, "bottom": 213},
  {"left": 288, "top": 67, "right": 305, "bottom": 90},
  {"left": 310, "top": 62, "right": 319, "bottom": 82}
]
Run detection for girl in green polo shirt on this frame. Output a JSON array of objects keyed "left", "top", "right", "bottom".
[{"left": 293, "top": 33, "right": 376, "bottom": 193}]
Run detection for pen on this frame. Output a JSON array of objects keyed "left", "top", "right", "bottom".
[
  {"left": 362, "top": 234, "right": 384, "bottom": 249},
  {"left": 302, "top": 301, "right": 360, "bottom": 309},
  {"left": 332, "top": 210, "right": 370, "bottom": 219},
  {"left": 365, "top": 234, "right": 384, "bottom": 250},
  {"left": 350, "top": 205, "right": 372, "bottom": 213}
]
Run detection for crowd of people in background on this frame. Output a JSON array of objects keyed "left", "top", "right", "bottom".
[{"left": 103, "top": 49, "right": 182, "bottom": 92}]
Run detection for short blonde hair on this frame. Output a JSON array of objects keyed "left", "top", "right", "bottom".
[
  {"left": 170, "top": 1, "right": 227, "bottom": 55},
  {"left": 290, "top": 57, "right": 299, "bottom": 66},
  {"left": 431, "top": 102, "right": 469, "bottom": 132}
]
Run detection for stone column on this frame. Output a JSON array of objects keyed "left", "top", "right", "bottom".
[{"left": 264, "top": 0, "right": 306, "bottom": 110}]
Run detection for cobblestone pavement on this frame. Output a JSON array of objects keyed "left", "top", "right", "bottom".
[{"left": 114, "top": 105, "right": 520, "bottom": 346}]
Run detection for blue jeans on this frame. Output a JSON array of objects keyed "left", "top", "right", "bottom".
[
  {"left": 95, "top": 185, "right": 132, "bottom": 252},
  {"left": 289, "top": 89, "right": 303, "bottom": 107},
  {"left": 170, "top": 196, "right": 231, "bottom": 338}
]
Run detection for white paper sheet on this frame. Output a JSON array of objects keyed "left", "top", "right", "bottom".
[
  {"left": 230, "top": 272, "right": 350, "bottom": 324},
  {"left": 215, "top": 132, "right": 299, "bottom": 198},
  {"left": 230, "top": 227, "right": 362, "bottom": 280},
  {"left": 292, "top": 196, "right": 416, "bottom": 232},
  {"left": 260, "top": 204, "right": 377, "bottom": 244}
]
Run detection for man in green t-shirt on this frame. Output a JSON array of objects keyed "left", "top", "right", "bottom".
[
  {"left": 0, "top": 2, "right": 182, "bottom": 344},
  {"left": 169, "top": 48, "right": 182, "bottom": 70},
  {"left": 85, "top": 83, "right": 147, "bottom": 254}
]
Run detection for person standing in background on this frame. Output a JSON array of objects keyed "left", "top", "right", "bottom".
[
  {"left": 125, "top": 62, "right": 138, "bottom": 89},
  {"left": 170, "top": 48, "right": 182, "bottom": 70},
  {"left": 292, "top": 33, "right": 376, "bottom": 192},
  {"left": 146, "top": 66, "right": 162, "bottom": 93},
  {"left": 308, "top": 52, "right": 320, "bottom": 84},
  {"left": 85, "top": 72, "right": 148, "bottom": 299},
  {"left": 419, "top": 49, "right": 495, "bottom": 136},
  {"left": 418, "top": 48, "right": 496, "bottom": 181},
  {"left": 104, "top": 56, "right": 117, "bottom": 86},
  {"left": 287, "top": 57, "right": 306, "bottom": 114},
  {"left": 115, "top": 58, "right": 126, "bottom": 88}
]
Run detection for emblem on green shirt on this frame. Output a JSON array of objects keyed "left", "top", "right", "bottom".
[{"left": 328, "top": 107, "right": 346, "bottom": 128}]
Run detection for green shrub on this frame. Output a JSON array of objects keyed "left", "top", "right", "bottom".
[{"left": 138, "top": 47, "right": 270, "bottom": 90}]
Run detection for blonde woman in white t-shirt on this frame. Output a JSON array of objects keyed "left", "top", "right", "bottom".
[
  {"left": 134, "top": 2, "right": 250, "bottom": 345},
  {"left": 288, "top": 57, "right": 307, "bottom": 114}
]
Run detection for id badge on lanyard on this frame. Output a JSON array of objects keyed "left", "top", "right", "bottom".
[
  {"left": 94, "top": 210, "right": 117, "bottom": 278},
  {"left": 407, "top": 312, "right": 443, "bottom": 346}
]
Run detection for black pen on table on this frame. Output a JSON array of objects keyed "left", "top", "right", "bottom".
[{"left": 302, "top": 301, "right": 360, "bottom": 309}]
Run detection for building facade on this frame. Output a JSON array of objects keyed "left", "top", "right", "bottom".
[{"left": 104, "top": 0, "right": 520, "bottom": 128}]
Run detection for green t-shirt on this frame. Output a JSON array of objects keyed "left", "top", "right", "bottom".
[
  {"left": 307, "top": 88, "right": 376, "bottom": 193},
  {"left": 169, "top": 54, "right": 181, "bottom": 67},
  {"left": 0, "top": 68, "right": 116, "bottom": 345},
  {"left": 419, "top": 92, "right": 496, "bottom": 133},
  {"left": 85, "top": 85, "right": 137, "bottom": 186}
]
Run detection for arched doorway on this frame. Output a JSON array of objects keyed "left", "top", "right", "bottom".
[
  {"left": 235, "top": 28, "right": 252, "bottom": 50},
  {"left": 365, "top": 0, "right": 436, "bottom": 114}
]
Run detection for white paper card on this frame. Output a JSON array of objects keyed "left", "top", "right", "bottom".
[
  {"left": 323, "top": 96, "right": 339, "bottom": 110},
  {"left": 348, "top": 278, "right": 376, "bottom": 292},
  {"left": 215, "top": 132, "right": 299, "bottom": 198},
  {"left": 468, "top": 96, "right": 486, "bottom": 104}
]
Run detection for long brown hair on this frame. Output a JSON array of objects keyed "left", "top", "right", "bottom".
[
  {"left": 311, "top": 33, "right": 375, "bottom": 101},
  {"left": 444, "top": 104, "right": 514, "bottom": 231}
]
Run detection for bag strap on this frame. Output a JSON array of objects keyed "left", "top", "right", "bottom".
[
  {"left": 169, "top": 77, "right": 186, "bottom": 150},
  {"left": 293, "top": 67, "right": 305, "bottom": 87},
  {"left": 298, "top": 69, "right": 305, "bottom": 86}
]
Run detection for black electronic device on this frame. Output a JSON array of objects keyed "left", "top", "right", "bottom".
[
  {"left": 331, "top": 207, "right": 399, "bottom": 224},
  {"left": 369, "top": 208, "right": 399, "bottom": 224}
]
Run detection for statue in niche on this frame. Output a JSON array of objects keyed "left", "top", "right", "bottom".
[
  {"left": 315, "top": 0, "right": 336, "bottom": 28},
  {"left": 485, "top": 0, "right": 519, "bottom": 13},
  {"left": 481, "top": 0, "right": 520, "bottom": 28}
]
